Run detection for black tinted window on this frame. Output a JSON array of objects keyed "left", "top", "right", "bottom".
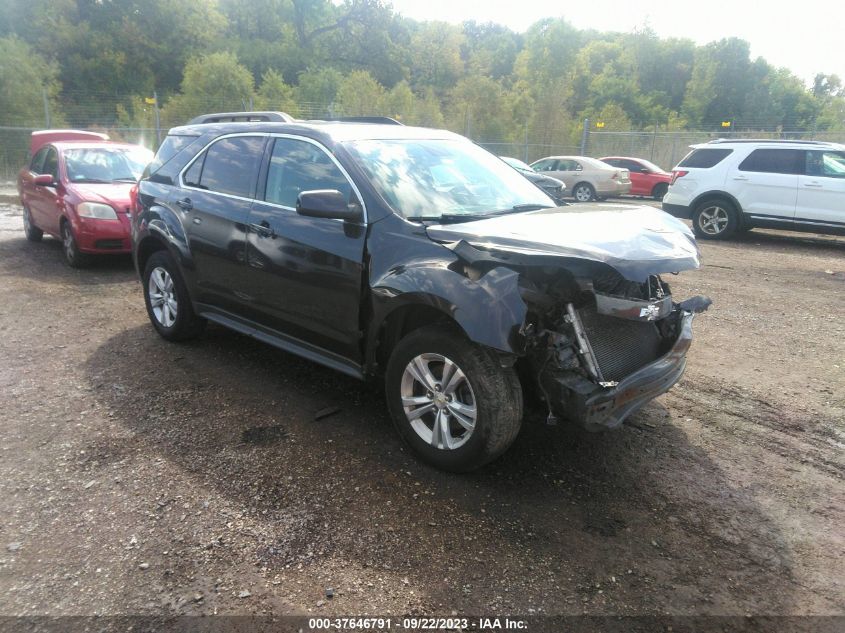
[
  {"left": 183, "top": 153, "right": 204, "bottom": 187},
  {"left": 678, "top": 148, "right": 733, "bottom": 168},
  {"left": 738, "top": 149, "right": 804, "bottom": 175},
  {"left": 264, "top": 138, "right": 352, "bottom": 208},
  {"left": 30, "top": 147, "right": 49, "bottom": 172},
  {"left": 198, "top": 136, "right": 265, "bottom": 198}
]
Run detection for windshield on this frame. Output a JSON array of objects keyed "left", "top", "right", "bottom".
[
  {"left": 636, "top": 158, "right": 666, "bottom": 173},
  {"left": 345, "top": 139, "right": 553, "bottom": 220},
  {"left": 64, "top": 146, "right": 154, "bottom": 183}
]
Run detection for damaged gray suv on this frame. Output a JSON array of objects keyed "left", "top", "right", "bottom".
[{"left": 133, "top": 117, "right": 710, "bottom": 471}]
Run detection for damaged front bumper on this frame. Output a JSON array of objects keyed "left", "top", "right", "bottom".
[{"left": 540, "top": 310, "right": 696, "bottom": 432}]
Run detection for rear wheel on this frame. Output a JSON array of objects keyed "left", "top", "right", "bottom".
[
  {"left": 651, "top": 183, "right": 669, "bottom": 201},
  {"left": 142, "top": 250, "right": 206, "bottom": 341},
  {"left": 572, "top": 182, "right": 595, "bottom": 202},
  {"left": 61, "top": 221, "right": 90, "bottom": 268},
  {"left": 385, "top": 326, "right": 523, "bottom": 472},
  {"left": 22, "top": 207, "right": 43, "bottom": 242},
  {"left": 692, "top": 199, "right": 739, "bottom": 240}
]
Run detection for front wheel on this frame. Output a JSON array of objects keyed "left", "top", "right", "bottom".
[
  {"left": 142, "top": 251, "right": 206, "bottom": 341},
  {"left": 61, "top": 221, "right": 90, "bottom": 268},
  {"left": 385, "top": 326, "right": 523, "bottom": 472},
  {"left": 692, "top": 199, "right": 739, "bottom": 240},
  {"left": 572, "top": 182, "right": 595, "bottom": 202},
  {"left": 23, "top": 207, "right": 43, "bottom": 242}
]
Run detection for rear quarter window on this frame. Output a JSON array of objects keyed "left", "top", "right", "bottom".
[
  {"left": 678, "top": 148, "right": 734, "bottom": 169},
  {"left": 147, "top": 134, "right": 200, "bottom": 175},
  {"left": 738, "top": 148, "right": 804, "bottom": 175}
]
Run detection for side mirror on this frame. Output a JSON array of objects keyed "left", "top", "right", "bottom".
[
  {"left": 296, "top": 190, "right": 362, "bottom": 222},
  {"left": 33, "top": 174, "right": 54, "bottom": 186}
]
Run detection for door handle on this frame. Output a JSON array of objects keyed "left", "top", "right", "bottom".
[
  {"left": 249, "top": 221, "right": 276, "bottom": 238},
  {"left": 804, "top": 182, "right": 823, "bottom": 188},
  {"left": 732, "top": 176, "right": 749, "bottom": 181},
  {"left": 175, "top": 197, "right": 193, "bottom": 212}
]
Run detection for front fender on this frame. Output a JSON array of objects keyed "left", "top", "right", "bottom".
[
  {"left": 369, "top": 262, "right": 528, "bottom": 357},
  {"left": 133, "top": 191, "right": 192, "bottom": 278}
]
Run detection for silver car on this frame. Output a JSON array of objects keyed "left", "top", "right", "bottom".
[{"left": 530, "top": 156, "right": 632, "bottom": 201}]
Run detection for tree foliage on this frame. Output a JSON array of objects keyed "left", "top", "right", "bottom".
[{"left": 1, "top": 0, "right": 842, "bottom": 137}]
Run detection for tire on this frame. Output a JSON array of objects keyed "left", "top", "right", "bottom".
[
  {"left": 572, "top": 182, "right": 595, "bottom": 202},
  {"left": 61, "top": 221, "right": 90, "bottom": 268},
  {"left": 22, "top": 206, "right": 43, "bottom": 242},
  {"left": 692, "top": 198, "right": 740, "bottom": 240},
  {"left": 651, "top": 183, "right": 669, "bottom": 201},
  {"left": 142, "top": 250, "right": 206, "bottom": 341},
  {"left": 385, "top": 326, "right": 523, "bottom": 472}
]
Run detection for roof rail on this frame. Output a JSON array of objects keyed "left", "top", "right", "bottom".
[
  {"left": 706, "top": 138, "right": 832, "bottom": 145},
  {"left": 325, "top": 116, "right": 404, "bottom": 125},
  {"left": 187, "top": 111, "right": 295, "bottom": 124}
]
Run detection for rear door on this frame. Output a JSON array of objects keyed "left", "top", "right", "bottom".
[
  {"left": 244, "top": 135, "right": 367, "bottom": 362},
  {"left": 796, "top": 149, "right": 845, "bottom": 228},
  {"left": 545, "top": 159, "right": 580, "bottom": 189},
  {"left": 177, "top": 134, "right": 267, "bottom": 313},
  {"left": 727, "top": 148, "right": 802, "bottom": 222}
]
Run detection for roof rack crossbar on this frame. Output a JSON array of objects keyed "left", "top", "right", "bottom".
[{"left": 187, "top": 111, "right": 295, "bottom": 125}]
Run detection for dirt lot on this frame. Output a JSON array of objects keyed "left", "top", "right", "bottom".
[{"left": 0, "top": 195, "right": 843, "bottom": 629}]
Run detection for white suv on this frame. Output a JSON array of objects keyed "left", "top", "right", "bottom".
[{"left": 662, "top": 139, "right": 845, "bottom": 239}]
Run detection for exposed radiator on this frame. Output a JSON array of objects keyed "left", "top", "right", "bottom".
[{"left": 578, "top": 304, "right": 662, "bottom": 382}]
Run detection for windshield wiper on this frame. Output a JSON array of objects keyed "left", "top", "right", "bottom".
[
  {"left": 111, "top": 177, "right": 137, "bottom": 183},
  {"left": 436, "top": 203, "right": 553, "bottom": 223},
  {"left": 71, "top": 178, "right": 111, "bottom": 184}
]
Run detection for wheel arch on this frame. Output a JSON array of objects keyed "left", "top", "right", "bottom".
[
  {"left": 690, "top": 190, "right": 748, "bottom": 229},
  {"left": 365, "top": 265, "right": 528, "bottom": 374}
]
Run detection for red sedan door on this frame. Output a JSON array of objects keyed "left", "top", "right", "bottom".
[{"left": 27, "top": 146, "right": 62, "bottom": 236}]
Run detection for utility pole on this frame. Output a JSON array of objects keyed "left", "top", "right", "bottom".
[
  {"left": 42, "top": 88, "right": 51, "bottom": 127},
  {"left": 580, "top": 118, "right": 589, "bottom": 155},
  {"left": 650, "top": 120, "right": 658, "bottom": 161},
  {"left": 523, "top": 123, "right": 529, "bottom": 163},
  {"left": 153, "top": 91, "right": 162, "bottom": 146}
]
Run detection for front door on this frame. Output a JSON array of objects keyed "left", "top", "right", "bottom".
[
  {"left": 796, "top": 149, "right": 845, "bottom": 229},
  {"left": 177, "top": 134, "right": 267, "bottom": 314},
  {"left": 245, "top": 136, "right": 367, "bottom": 362}
]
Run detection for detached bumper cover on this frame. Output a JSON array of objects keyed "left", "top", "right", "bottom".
[{"left": 542, "top": 311, "right": 695, "bottom": 431}]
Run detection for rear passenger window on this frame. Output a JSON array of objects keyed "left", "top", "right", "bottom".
[
  {"left": 264, "top": 138, "right": 352, "bottom": 208},
  {"left": 738, "top": 149, "right": 803, "bottom": 175},
  {"left": 195, "top": 136, "right": 265, "bottom": 198},
  {"left": 678, "top": 148, "right": 733, "bottom": 168}
]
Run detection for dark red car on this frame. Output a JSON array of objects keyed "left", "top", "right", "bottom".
[
  {"left": 17, "top": 131, "right": 153, "bottom": 267},
  {"left": 600, "top": 156, "right": 672, "bottom": 200}
]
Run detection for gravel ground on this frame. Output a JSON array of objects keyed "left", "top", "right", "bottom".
[{"left": 0, "top": 195, "right": 843, "bottom": 629}]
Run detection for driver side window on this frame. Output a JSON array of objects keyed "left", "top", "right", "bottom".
[
  {"left": 42, "top": 148, "right": 59, "bottom": 180},
  {"left": 264, "top": 138, "right": 353, "bottom": 208},
  {"left": 30, "top": 147, "right": 49, "bottom": 173}
]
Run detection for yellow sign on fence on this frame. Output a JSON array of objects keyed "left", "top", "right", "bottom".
[
  {"left": 595, "top": 121, "right": 605, "bottom": 128},
  {"left": 144, "top": 97, "right": 156, "bottom": 105},
  {"left": 721, "top": 121, "right": 732, "bottom": 128}
]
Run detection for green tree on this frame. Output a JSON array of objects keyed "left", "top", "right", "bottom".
[
  {"left": 408, "top": 21, "right": 464, "bottom": 89},
  {"left": 336, "top": 70, "right": 386, "bottom": 116},
  {"left": 255, "top": 69, "right": 299, "bottom": 116},
  {"left": 161, "top": 52, "right": 255, "bottom": 127},
  {"left": 0, "top": 35, "right": 64, "bottom": 126},
  {"left": 295, "top": 67, "right": 344, "bottom": 116}
]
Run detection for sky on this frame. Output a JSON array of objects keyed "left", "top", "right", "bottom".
[{"left": 386, "top": 0, "right": 844, "bottom": 86}]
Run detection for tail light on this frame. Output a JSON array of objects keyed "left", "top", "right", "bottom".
[
  {"left": 128, "top": 184, "right": 138, "bottom": 215},
  {"left": 670, "top": 170, "right": 688, "bottom": 185}
]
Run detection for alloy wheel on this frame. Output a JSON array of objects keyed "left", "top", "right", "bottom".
[
  {"left": 400, "top": 353, "right": 477, "bottom": 450},
  {"left": 148, "top": 266, "right": 178, "bottom": 328},
  {"left": 574, "top": 185, "right": 593, "bottom": 202},
  {"left": 698, "top": 205, "right": 729, "bottom": 235}
]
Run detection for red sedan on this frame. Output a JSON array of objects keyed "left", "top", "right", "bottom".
[
  {"left": 600, "top": 156, "right": 672, "bottom": 200},
  {"left": 17, "top": 131, "right": 153, "bottom": 267}
]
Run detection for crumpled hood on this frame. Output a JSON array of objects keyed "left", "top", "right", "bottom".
[{"left": 426, "top": 203, "right": 701, "bottom": 281}]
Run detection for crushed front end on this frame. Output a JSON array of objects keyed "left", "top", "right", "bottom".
[{"left": 518, "top": 266, "right": 710, "bottom": 431}]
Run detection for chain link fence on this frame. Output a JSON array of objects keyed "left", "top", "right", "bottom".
[{"left": 3, "top": 100, "right": 845, "bottom": 180}]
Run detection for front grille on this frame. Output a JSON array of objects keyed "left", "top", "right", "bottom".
[
  {"left": 578, "top": 304, "right": 662, "bottom": 382},
  {"left": 94, "top": 239, "right": 125, "bottom": 250}
]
